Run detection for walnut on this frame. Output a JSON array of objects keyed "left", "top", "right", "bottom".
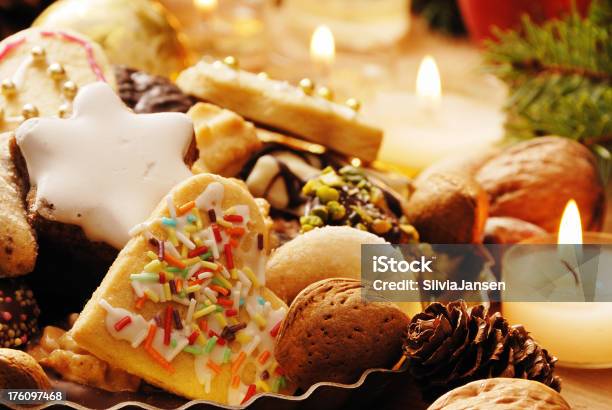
[
  {"left": 476, "top": 137, "right": 605, "bottom": 233},
  {"left": 0, "top": 348, "right": 50, "bottom": 389},
  {"left": 483, "top": 217, "right": 546, "bottom": 244},
  {"left": 427, "top": 378, "right": 570, "bottom": 410},
  {"left": 406, "top": 172, "right": 488, "bottom": 243}
]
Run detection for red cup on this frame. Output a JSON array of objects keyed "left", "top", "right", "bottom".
[{"left": 458, "top": 0, "right": 592, "bottom": 44}]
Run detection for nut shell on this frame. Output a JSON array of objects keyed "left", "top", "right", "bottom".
[
  {"left": 427, "top": 378, "right": 570, "bottom": 410},
  {"left": 483, "top": 217, "right": 546, "bottom": 244},
  {"left": 476, "top": 137, "right": 605, "bottom": 232},
  {"left": 406, "top": 173, "right": 488, "bottom": 244},
  {"left": 274, "top": 278, "right": 409, "bottom": 390},
  {"left": 0, "top": 348, "right": 50, "bottom": 389}
]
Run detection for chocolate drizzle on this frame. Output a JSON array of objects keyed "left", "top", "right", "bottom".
[{"left": 115, "top": 66, "right": 196, "bottom": 114}]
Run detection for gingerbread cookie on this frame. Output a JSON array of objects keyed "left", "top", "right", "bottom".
[
  {"left": 14, "top": 82, "right": 194, "bottom": 250},
  {"left": 177, "top": 60, "right": 383, "bottom": 162},
  {"left": 0, "top": 28, "right": 115, "bottom": 132},
  {"left": 0, "top": 133, "right": 36, "bottom": 277},
  {"left": 71, "top": 174, "right": 295, "bottom": 404}
]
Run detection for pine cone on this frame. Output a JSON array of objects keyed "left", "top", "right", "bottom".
[{"left": 404, "top": 300, "right": 561, "bottom": 399}]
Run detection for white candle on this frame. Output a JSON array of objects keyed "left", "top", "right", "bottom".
[
  {"left": 502, "top": 200, "right": 612, "bottom": 368},
  {"left": 194, "top": 0, "right": 217, "bottom": 14},
  {"left": 366, "top": 56, "right": 503, "bottom": 173}
]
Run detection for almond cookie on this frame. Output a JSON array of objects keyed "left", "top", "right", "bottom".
[
  {"left": 275, "top": 278, "right": 409, "bottom": 389},
  {"left": 0, "top": 133, "right": 36, "bottom": 277},
  {"left": 176, "top": 60, "right": 383, "bottom": 162},
  {"left": 71, "top": 174, "right": 295, "bottom": 405},
  {"left": 0, "top": 28, "right": 115, "bottom": 132},
  {"left": 0, "top": 348, "right": 50, "bottom": 389},
  {"left": 428, "top": 378, "right": 570, "bottom": 410}
]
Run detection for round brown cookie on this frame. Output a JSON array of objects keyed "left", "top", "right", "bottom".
[
  {"left": 274, "top": 278, "right": 409, "bottom": 389},
  {"left": 0, "top": 279, "right": 39, "bottom": 348},
  {"left": 0, "top": 28, "right": 115, "bottom": 132},
  {"left": 0, "top": 348, "right": 50, "bottom": 389}
]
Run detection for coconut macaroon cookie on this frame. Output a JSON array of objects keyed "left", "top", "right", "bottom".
[
  {"left": 71, "top": 174, "right": 294, "bottom": 405},
  {"left": 0, "top": 28, "right": 115, "bottom": 132}
]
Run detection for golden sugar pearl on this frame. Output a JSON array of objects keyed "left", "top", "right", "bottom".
[
  {"left": 222, "top": 56, "right": 239, "bottom": 69},
  {"left": 316, "top": 86, "right": 334, "bottom": 101},
  {"left": 21, "top": 104, "right": 39, "bottom": 120},
  {"left": 1, "top": 79, "right": 16, "bottom": 97},
  {"left": 257, "top": 72, "right": 269, "bottom": 80},
  {"left": 30, "top": 46, "right": 46, "bottom": 63},
  {"left": 47, "top": 63, "right": 66, "bottom": 80},
  {"left": 58, "top": 103, "right": 71, "bottom": 118},
  {"left": 299, "top": 78, "right": 315, "bottom": 95},
  {"left": 61, "top": 80, "right": 78, "bottom": 99},
  {"left": 345, "top": 97, "right": 361, "bottom": 112}
]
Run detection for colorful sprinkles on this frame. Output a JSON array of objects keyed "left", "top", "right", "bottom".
[{"left": 98, "top": 182, "right": 287, "bottom": 405}]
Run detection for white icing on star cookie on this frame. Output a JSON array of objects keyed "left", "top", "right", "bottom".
[{"left": 15, "top": 82, "right": 194, "bottom": 249}]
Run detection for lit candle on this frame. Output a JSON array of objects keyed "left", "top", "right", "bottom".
[
  {"left": 367, "top": 56, "right": 503, "bottom": 174},
  {"left": 310, "top": 25, "right": 335, "bottom": 83},
  {"left": 194, "top": 0, "right": 217, "bottom": 14},
  {"left": 502, "top": 200, "right": 612, "bottom": 368}
]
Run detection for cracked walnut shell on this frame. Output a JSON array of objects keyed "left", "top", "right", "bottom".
[{"left": 428, "top": 378, "right": 570, "bottom": 410}]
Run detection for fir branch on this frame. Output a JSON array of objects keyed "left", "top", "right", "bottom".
[{"left": 484, "top": 0, "right": 612, "bottom": 174}]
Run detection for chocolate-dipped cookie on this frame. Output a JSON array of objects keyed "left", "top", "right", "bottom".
[
  {"left": 115, "top": 65, "right": 196, "bottom": 114},
  {"left": 301, "top": 166, "right": 417, "bottom": 243}
]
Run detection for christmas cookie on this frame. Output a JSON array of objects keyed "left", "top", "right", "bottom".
[
  {"left": 300, "top": 166, "right": 417, "bottom": 243},
  {"left": 115, "top": 65, "right": 196, "bottom": 114},
  {"left": 275, "top": 278, "right": 409, "bottom": 389},
  {"left": 266, "top": 226, "right": 385, "bottom": 304},
  {"left": 14, "top": 82, "right": 194, "bottom": 251},
  {"left": 28, "top": 324, "right": 141, "bottom": 392},
  {"left": 0, "top": 279, "right": 40, "bottom": 349},
  {"left": 176, "top": 60, "right": 383, "bottom": 162},
  {"left": 0, "top": 133, "right": 36, "bottom": 277},
  {"left": 71, "top": 174, "right": 294, "bottom": 404},
  {"left": 0, "top": 28, "right": 115, "bottom": 132},
  {"left": 187, "top": 102, "right": 262, "bottom": 177}
]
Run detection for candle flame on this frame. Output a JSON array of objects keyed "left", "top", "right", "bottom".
[
  {"left": 310, "top": 25, "right": 335, "bottom": 65},
  {"left": 558, "top": 199, "right": 583, "bottom": 245},
  {"left": 416, "top": 55, "right": 441, "bottom": 101},
  {"left": 194, "top": 0, "right": 217, "bottom": 12}
]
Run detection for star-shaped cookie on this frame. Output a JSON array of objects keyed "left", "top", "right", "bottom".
[{"left": 15, "top": 82, "right": 194, "bottom": 249}]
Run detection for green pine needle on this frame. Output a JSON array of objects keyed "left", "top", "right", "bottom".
[{"left": 484, "top": 0, "right": 612, "bottom": 175}]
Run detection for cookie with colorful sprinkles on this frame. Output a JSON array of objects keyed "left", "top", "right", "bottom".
[
  {"left": 0, "top": 28, "right": 115, "bottom": 132},
  {"left": 71, "top": 173, "right": 295, "bottom": 405}
]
